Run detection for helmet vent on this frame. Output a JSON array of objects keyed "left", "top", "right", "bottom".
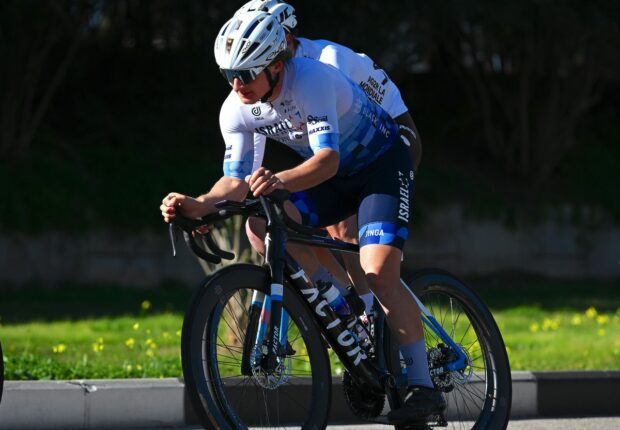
[
  {"left": 225, "top": 38, "right": 234, "bottom": 53},
  {"left": 240, "top": 42, "right": 260, "bottom": 61},
  {"left": 243, "top": 20, "right": 260, "bottom": 38}
]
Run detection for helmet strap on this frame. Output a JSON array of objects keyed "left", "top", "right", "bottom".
[{"left": 260, "top": 68, "right": 280, "bottom": 103}]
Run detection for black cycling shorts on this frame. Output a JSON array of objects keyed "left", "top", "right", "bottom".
[{"left": 290, "top": 138, "right": 415, "bottom": 250}]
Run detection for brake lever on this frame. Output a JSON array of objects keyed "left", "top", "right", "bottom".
[{"left": 169, "top": 224, "right": 178, "bottom": 257}]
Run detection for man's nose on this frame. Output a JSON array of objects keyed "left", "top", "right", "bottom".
[{"left": 232, "top": 78, "right": 243, "bottom": 90}]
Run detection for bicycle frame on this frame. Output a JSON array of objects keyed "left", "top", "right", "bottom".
[{"left": 246, "top": 197, "right": 469, "bottom": 402}]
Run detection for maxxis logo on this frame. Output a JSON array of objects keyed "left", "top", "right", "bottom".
[{"left": 252, "top": 106, "right": 261, "bottom": 116}]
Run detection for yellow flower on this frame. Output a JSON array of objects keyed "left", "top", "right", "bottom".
[
  {"left": 125, "top": 338, "right": 136, "bottom": 348},
  {"left": 598, "top": 328, "right": 606, "bottom": 337},
  {"left": 133, "top": 323, "right": 140, "bottom": 331},
  {"left": 146, "top": 349, "right": 155, "bottom": 358},
  {"left": 571, "top": 315, "right": 582, "bottom": 326},
  {"left": 176, "top": 330, "right": 181, "bottom": 337},
  {"left": 141, "top": 300, "right": 152, "bottom": 311},
  {"left": 585, "top": 307, "right": 598, "bottom": 319},
  {"left": 162, "top": 332, "right": 170, "bottom": 339},
  {"left": 596, "top": 315, "right": 609, "bottom": 325},
  {"left": 542, "top": 318, "right": 559, "bottom": 331},
  {"left": 136, "top": 364, "right": 143, "bottom": 371},
  {"left": 149, "top": 342, "right": 158, "bottom": 350},
  {"left": 125, "top": 364, "right": 133, "bottom": 372},
  {"left": 529, "top": 323, "right": 540, "bottom": 333},
  {"left": 52, "top": 344, "right": 67, "bottom": 354},
  {"left": 92, "top": 343, "right": 104, "bottom": 353}
]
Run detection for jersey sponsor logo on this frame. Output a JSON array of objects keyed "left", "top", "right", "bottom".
[
  {"left": 360, "top": 75, "right": 387, "bottom": 105},
  {"left": 365, "top": 228, "right": 384, "bottom": 238},
  {"left": 255, "top": 118, "right": 295, "bottom": 136},
  {"left": 307, "top": 115, "right": 328, "bottom": 125},
  {"left": 308, "top": 125, "right": 331, "bottom": 135},
  {"left": 251, "top": 106, "right": 261, "bottom": 116},
  {"left": 280, "top": 99, "right": 298, "bottom": 114},
  {"left": 360, "top": 105, "right": 392, "bottom": 139},
  {"left": 398, "top": 171, "right": 410, "bottom": 223}
]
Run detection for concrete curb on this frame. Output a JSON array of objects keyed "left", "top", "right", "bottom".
[{"left": 0, "top": 371, "right": 618, "bottom": 429}]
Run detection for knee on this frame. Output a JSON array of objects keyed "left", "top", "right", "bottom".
[
  {"left": 362, "top": 263, "right": 400, "bottom": 302},
  {"left": 245, "top": 217, "right": 266, "bottom": 255}
]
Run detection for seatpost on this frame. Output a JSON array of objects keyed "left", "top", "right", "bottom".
[{"left": 259, "top": 196, "right": 288, "bottom": 371}]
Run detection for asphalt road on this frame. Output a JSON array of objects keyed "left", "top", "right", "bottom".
[
  {"left": 134, "top": 417, "right": 620, "bottom": 430},
  {"left": 329, "top": 418, "right": 620, "bottom": 429}
]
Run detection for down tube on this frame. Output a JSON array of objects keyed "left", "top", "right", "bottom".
[{"left": 284, "top": 255, "right": 384, "bottom": 392}]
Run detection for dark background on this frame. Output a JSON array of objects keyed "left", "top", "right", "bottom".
[{"left": 1, "top": 0, "right": 619, "bottom": 233}]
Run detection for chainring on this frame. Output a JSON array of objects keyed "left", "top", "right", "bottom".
[{"left": 342, "top": 371, "right": 385, "bottom": 420}]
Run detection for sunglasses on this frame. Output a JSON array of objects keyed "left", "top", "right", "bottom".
[{"left": 220, "top": 68, "right": 259, "bottom": 85}]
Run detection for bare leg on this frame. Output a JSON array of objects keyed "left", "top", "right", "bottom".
[
  {"left": 359, "top": 244, "right": 423, "bottom": 344},
  {"left": 326, "top": 215, "right": 372, "bottom": 295}
]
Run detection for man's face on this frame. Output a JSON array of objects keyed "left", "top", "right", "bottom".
[{"left": 231, "top": 71, "right": 270, "bottom": 104}]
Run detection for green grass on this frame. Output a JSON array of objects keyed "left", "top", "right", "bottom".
[
  {"left": 1, "top": 279, "right": 619, "bottom": 379},
  {"left": 2, "top": 314, "right": 183, "bottom": 380}
]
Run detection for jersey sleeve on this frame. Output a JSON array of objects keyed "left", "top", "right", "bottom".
[
  {"left": 252, "top": 133, "right": 267, "bottom": 172},
  {"left": 219, "top": 95, "right": 255, "bottom": 180},
  {"left": 297, "top": 67, "right": 340, "bottom": 155}
]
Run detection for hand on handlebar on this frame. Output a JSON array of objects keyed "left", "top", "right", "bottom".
[
  {"left": 245, "top": 167, "right": 285, "bottom": 197},
  {"left": 160, "top": 192, "right": 205, "bottom": 223}
]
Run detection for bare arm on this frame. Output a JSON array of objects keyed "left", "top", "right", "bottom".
[
  {"left": 247, "top": 149, "right": 339, "bottom": 196},
  {"left": 161, "top": 176, "right": 249, "bottom": 222}
]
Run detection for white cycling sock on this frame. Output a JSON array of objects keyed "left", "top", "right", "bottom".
[{"left": 400, "top": 339, "right": 433, "bottom": 388}]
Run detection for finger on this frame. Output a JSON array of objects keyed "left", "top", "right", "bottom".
[
  {"left": 249, "top": 174, "right": 269, "bottom": 193},
  {"left": 252, "top": 177, "right": 276, "bottom": 197},
  {"left": 263, "top": 177, "right": 283, "bottom": 195},
  {"left": 248, "top": 167, "right": 265, "bottom": 186}
]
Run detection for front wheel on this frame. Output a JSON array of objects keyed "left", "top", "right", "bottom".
[
  {"left": 385, "top": 269, "right": 512, "bottom": 430},
  {"left": 182, "top": 264, "right": 332, "bottom": 429}
]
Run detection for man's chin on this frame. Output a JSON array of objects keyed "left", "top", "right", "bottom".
[{"left": 237, "top": 92, "right": 260, "bottom": 104}]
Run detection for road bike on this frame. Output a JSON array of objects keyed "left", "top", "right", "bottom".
[{"left": 172, "top": 190, "right": 512, "bottom": 429}]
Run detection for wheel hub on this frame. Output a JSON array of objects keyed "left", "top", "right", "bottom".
[{"left": 250, "top": 345, "right": 291, "bottom": 389}]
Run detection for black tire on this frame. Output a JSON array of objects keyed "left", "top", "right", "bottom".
[
  {"left": 385, "top": 269, "right": 511, "bottom": 430},
  {"left": 182, "top": 264, "right": 332, "bottom": 429}
]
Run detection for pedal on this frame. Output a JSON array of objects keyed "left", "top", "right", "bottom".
[{"left": 428, "top": 412, "right": 448, "bottom": 427}]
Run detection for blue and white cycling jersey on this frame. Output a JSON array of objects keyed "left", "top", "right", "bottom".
[
  {"left": 250, "top": 38, "right": 408, "bottom": 173},
  {"left": 220, "top": 57, "right": 399, "bottom": 180},
  {"left": 295, "top": 38, "right": 408, "bottom": 118}
]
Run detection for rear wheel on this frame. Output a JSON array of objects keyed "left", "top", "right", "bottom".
[
  {"left": 182, "top": 264, "right": 332, "bottom": 429},
  {"left": 385, "top": 269, "right": 511, "bottom": 429}
]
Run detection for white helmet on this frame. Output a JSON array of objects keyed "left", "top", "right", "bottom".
[
  {"left": 234, "top": 0, "right": 297, "bottom": 32},
  {"left": 214, "top": 11, "right": 287, "bottom": 84}
]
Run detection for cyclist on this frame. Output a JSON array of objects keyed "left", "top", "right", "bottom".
[
  {"left": 160, "top": 11, "right": 444, "bottom": 424},
  {"left": 235, "top": 0, "right": 421, "bottom": 321}
]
